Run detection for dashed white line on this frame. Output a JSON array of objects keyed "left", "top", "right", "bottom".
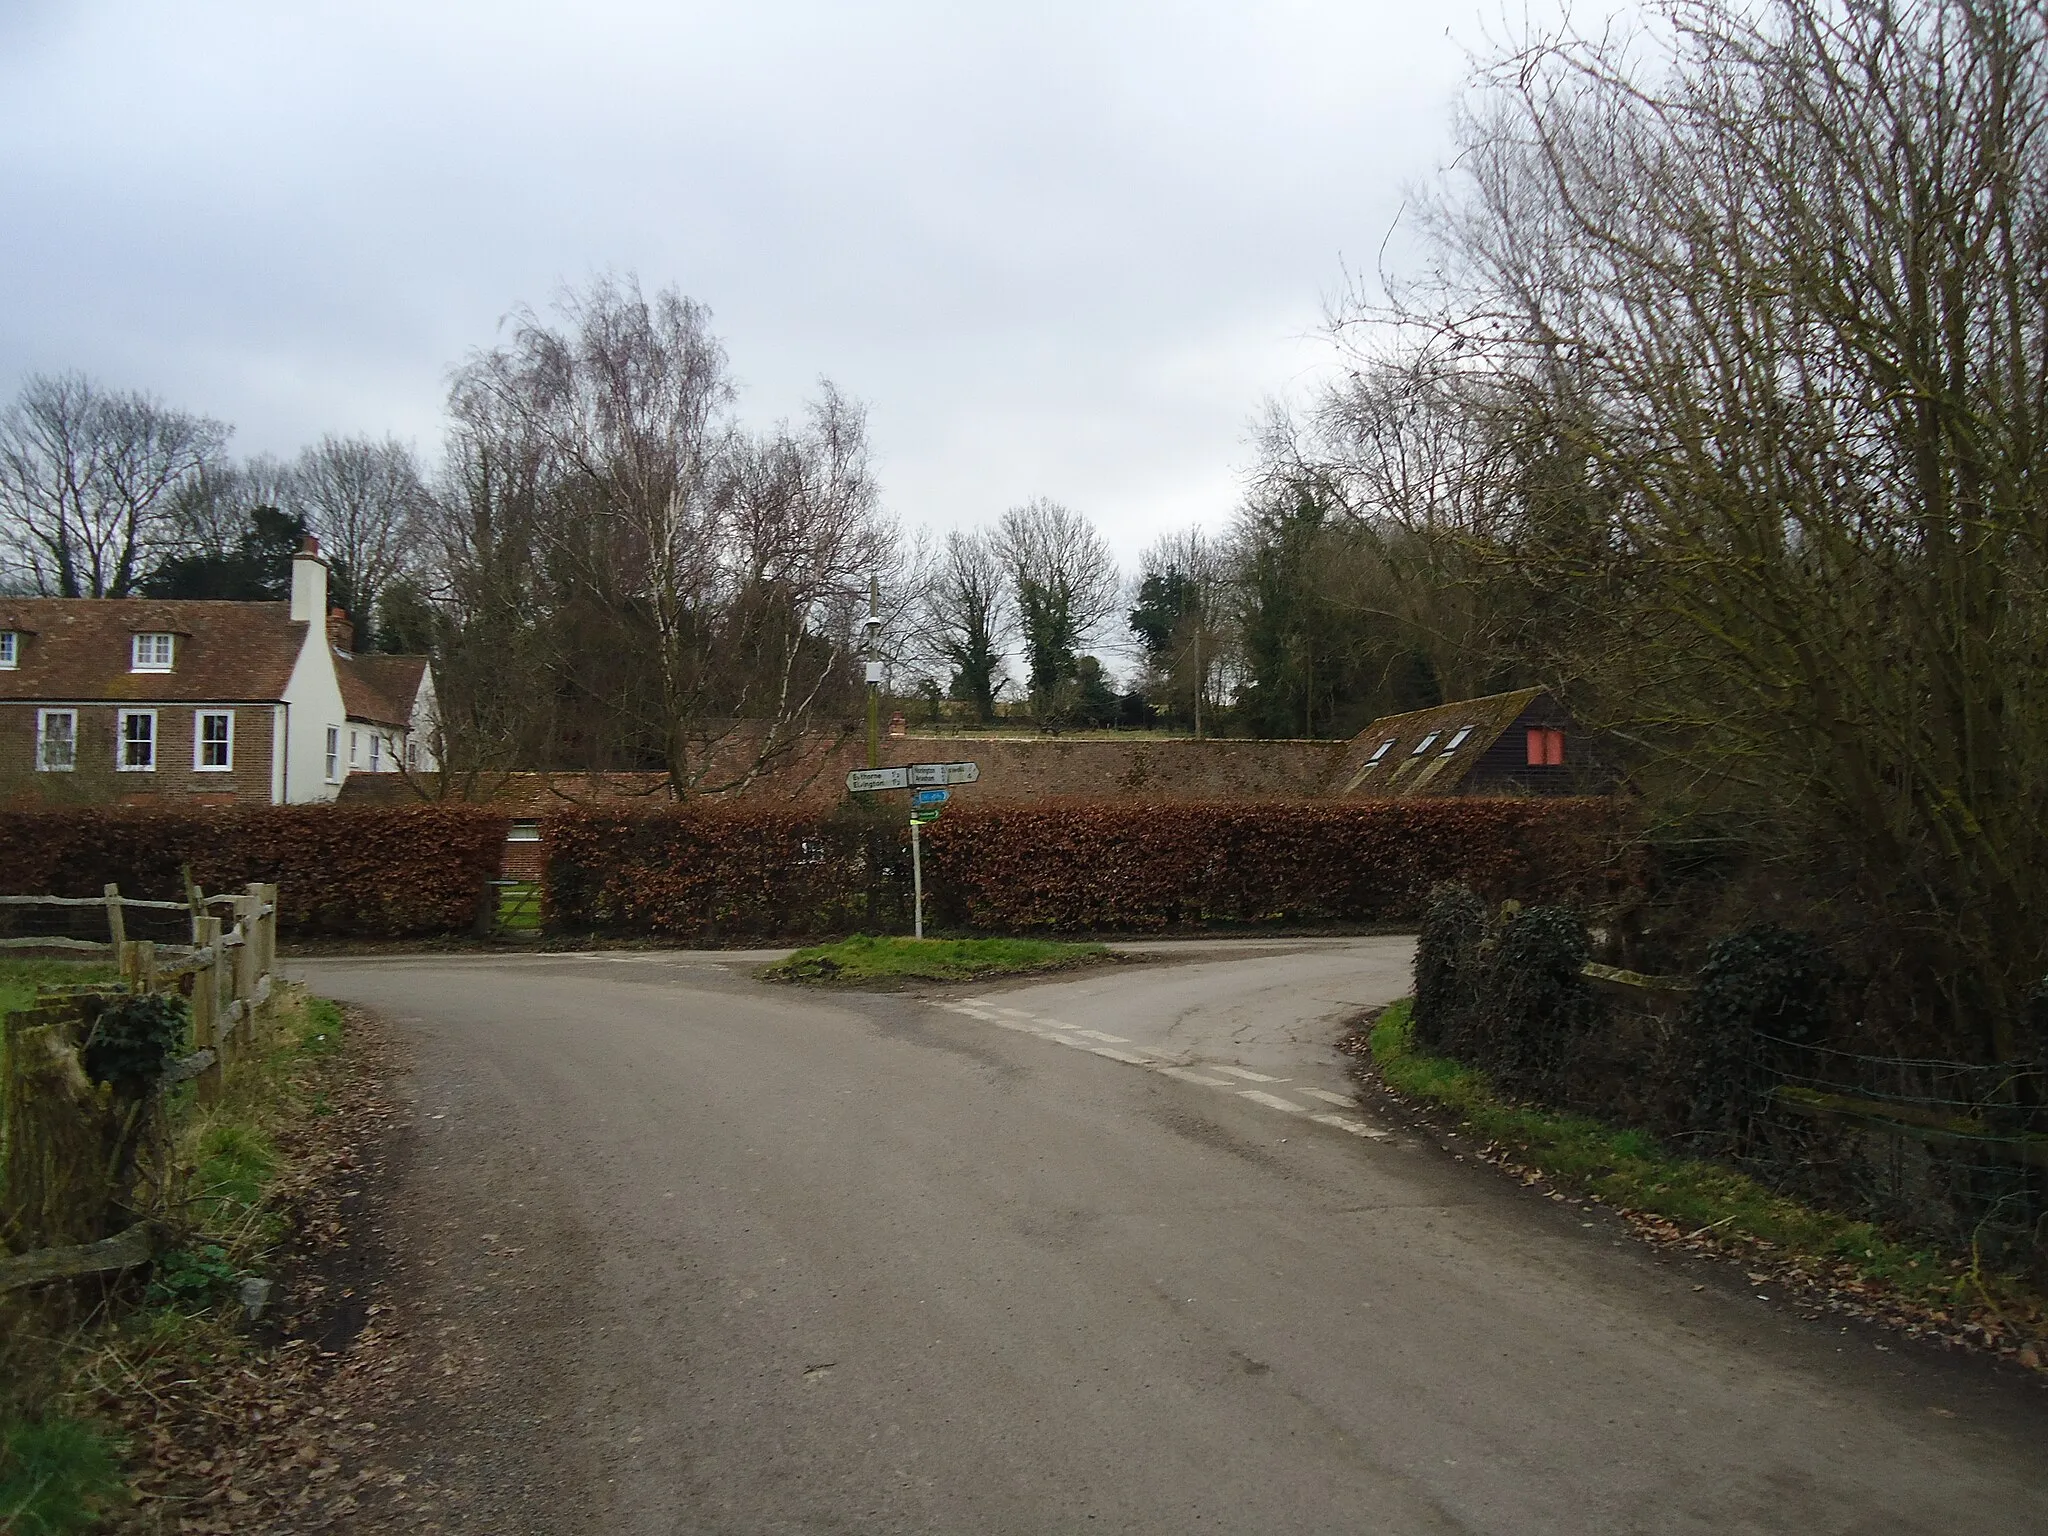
[
  {"left": 1159, "top": 1067, "right": 1238, "bottom": 1088},
  {"left": 1310, "top": 1113, "right": 1392, "bottom": 1141},
  {"left": 1238, "top": 1090, "right": 1308, "bottom": 1113},
  {"left": 929, "top": 999, "right": 1394, "bottom": 1145}
]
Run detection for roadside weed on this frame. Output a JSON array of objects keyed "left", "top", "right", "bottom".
[
  {"left": 0, "top": 1415, "right": 124, "bottom": 1535},
  {"left": 1368, "top": 999, "right": 2038, "bottom": 1318}
]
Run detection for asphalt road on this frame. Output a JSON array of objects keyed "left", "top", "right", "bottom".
[{"left": 293, "top": 941, "right": 2048, "bottom": 1534}]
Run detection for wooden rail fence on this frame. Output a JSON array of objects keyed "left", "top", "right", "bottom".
[{"left": 0, "top": 881, "right": 280, "bottom": 1289}]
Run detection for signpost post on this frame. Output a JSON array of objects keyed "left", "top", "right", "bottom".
[{"left": 844, "top": 762, "right": 981, "bottom": 939}]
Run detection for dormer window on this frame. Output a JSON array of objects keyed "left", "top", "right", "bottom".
[
  {"left": 0, "top": 631, "right": 16, "bottom": 668},
  {"left": 131, "top": 632, "right": 175, "bottom": 672}
]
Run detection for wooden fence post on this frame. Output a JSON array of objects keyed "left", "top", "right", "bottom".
[
  {"left": 119, "top": 940, "right": 156, "bottom": 996},
  {"left": 245, "top": 881, "right": 271, "bottom": 1022},
  {"left": 103, "top": 883, "right": 125, "bottom": 951},
  {"left": 261, "top": 881, "right": 278, "bottom": 993},
  {"left": 192, "top": 914, "right": 223, "bottom": 1107},
  {"left": 229, "top": 894, "right": 254, "bottom": 1065},
  {"left": 183, "top": 866, "right": 205, "bottom": 945}
]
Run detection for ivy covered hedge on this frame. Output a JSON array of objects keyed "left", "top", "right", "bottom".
[
  {"left": 545, "top": 798, "right": 1624, "bottom": 938},
  {"left": 0, "top": 807, "right": 508, "bottom": 937}
]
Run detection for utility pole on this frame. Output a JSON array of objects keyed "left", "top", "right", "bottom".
[{"left": 863, "top": 575, "right": 883, "bottom": 770}]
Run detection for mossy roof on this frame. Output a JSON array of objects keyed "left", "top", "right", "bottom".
[{"left": 1330, "top": 687, "right": 1550, "bottom": 797}]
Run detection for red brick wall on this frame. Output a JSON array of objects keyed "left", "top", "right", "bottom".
[{"left": 0, "top": 701, "right": 276, "bottom": 805}]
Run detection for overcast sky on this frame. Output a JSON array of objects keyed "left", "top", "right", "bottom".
[{"left": 0, "top": 2, "right": 1493, "bottom": 567}]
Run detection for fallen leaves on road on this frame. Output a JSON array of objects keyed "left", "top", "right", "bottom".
[{"left": 88, "top": 1006, "right": 460, "bottom": 1533}]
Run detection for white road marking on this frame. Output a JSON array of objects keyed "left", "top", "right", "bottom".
[
  {"left": 1310, "top": 1113, "right": 1392, "bottom": 1140},
  {"left": 1238, "top": 1090, "right": 1307, "bottom": 1113},
  {"left": 1160, "top": 1067, "right": 1238, "bottom": 1088},
  {"left": 928, "top": 999, "right": 1392, "bottom": 1146}
]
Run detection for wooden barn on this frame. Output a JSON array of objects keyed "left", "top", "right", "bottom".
[{"left": 1330, "top": 688, "right": 1599, "bottom": 798}]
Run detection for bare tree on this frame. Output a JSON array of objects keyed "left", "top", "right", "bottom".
[
  {"left": 289, "top": 435, "right": 429, "bottom": 646},
  {"left": 444, "top": 274, "right": 894, "bottom": 797},
  {"left": 1359, "top": 0, "right": 2048, "bottom": 1053},
  {"left": 0, "top": 373, "right": 228, "bottom": 596},
  {"left": 917, "top": 528, "right": 1010, "bottom": 721},
  {"left": 992, "top": 497, "right": 1120, "bottom": 710},
  {"left": 1129, "top": 527, "right": 1227, "bottom": 735}
]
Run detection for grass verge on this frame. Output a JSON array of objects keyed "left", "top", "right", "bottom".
[
  {"left": 0, "top": 1415, "right": 125, "bottom": 1535},
  {"left": 763, "top": 934, "right": 1110, "bottom": 986},
  {"left": 2, "top": 960, "right": 357, "bottom": 1530},
  {"left": 0, "top": 956, "right": 118, "bottom": 1018},
  {"left": 1366, "top": 998, "right": 2048, "bottom": 1364}
]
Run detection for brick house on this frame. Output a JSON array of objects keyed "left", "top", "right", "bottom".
[
  {"left": 1331, "top": 687, "right": 1601, "bottom": 798},
  {"left": 0, "top": 539, "right": 437, "bottom": 806}
]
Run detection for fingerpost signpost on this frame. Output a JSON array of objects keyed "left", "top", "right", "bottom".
[{"left": 845, "top": 761, "right": 981, "bottom": 938}]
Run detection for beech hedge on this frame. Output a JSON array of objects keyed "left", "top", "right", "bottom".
[
  {"left": 546, "top": 798, "right": 1625, "bottom": 937},
  {"left": 0, "top": 807, "right": 508, "bottom": 937},
  {"left": 545, "top": 809, "right": 896, "bottom": 938}
]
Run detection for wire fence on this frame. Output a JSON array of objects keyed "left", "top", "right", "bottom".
[{"left": 1746, "top": 1035, "right": 2048, "bottom": 1268}]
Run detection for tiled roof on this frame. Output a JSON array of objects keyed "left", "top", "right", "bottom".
[
  {"left": 1332, "top": 687, "right": 1549, "bottom": 797},
  {"left": 338, "top": 653, "right": 428, "bottom": 729},
  {"left": 0, "top": 598, "right": 305, "bottom": 703}
]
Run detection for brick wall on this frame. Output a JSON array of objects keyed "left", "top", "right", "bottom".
[
  {"left": 0, "top": 701, "right": 277, "bottom": 805},
  {"left": 850, "top": 736, "right": 1349, "bottom": 805}
]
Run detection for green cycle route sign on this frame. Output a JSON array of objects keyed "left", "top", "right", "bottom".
[{"left": 844, "top": 762, "right": 982, "bottom": 936}]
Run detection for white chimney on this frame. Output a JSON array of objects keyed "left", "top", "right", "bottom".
[{"left": 290, "top": 536, "right": 327, "bottom": 624}]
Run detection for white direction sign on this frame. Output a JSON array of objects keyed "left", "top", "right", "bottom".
[
  {"left": 845, "top": 767, "right": 909, "bottom": 792},
  {"left": 847, "top": 761, "right": 981, "bottom": 793}
]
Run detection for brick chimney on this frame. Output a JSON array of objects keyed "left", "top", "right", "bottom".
[
  {"left": 327, "top": 606, "right": 354, "bottom": 653},
  {"left": 289, "top": 535, "right": 327, "bottom": 623}
]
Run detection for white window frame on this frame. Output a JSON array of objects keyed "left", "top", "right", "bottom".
[
  {"left": 1411, "top": 731, "right": 1441, "bottom": 756},
  {"left": 325, "top": 725, "right": 341, "bottom": 783},
  {"left": 349, "top": 729, "right": 359, "bottom": 767},
  {"left": 36, "top": 708, "right": 76, "bottom": 771},
  {"left": 0, "top": 631, "right": 17, "bottom": 668},
  {"left": 194, "top": 709, "right": 234, "bottom": 771},
  {"left": 117, "top": 709, "right": 158, "bottom": 771},
  {"left": 130, "top": 632, "right": 175, "bottom": 672},
  {"left": 369, "top": 734, "right": 382, "bottom": 771},
  {"left": 405, "top": 739, "right": 419, "bottom": 771},
  {"left": 1368, "top": 739, "right": 1395, "bottom": 763},
  {"left": 1442, "top": 726, "right": 1475, "bottom": 753}
]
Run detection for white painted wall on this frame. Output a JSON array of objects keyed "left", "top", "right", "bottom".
[
  {"left": 279, "top": 552, "right": 348, "bottom": 803},
  {"left": 408, "top": 667, "right": 441, "bottom": 772}
]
